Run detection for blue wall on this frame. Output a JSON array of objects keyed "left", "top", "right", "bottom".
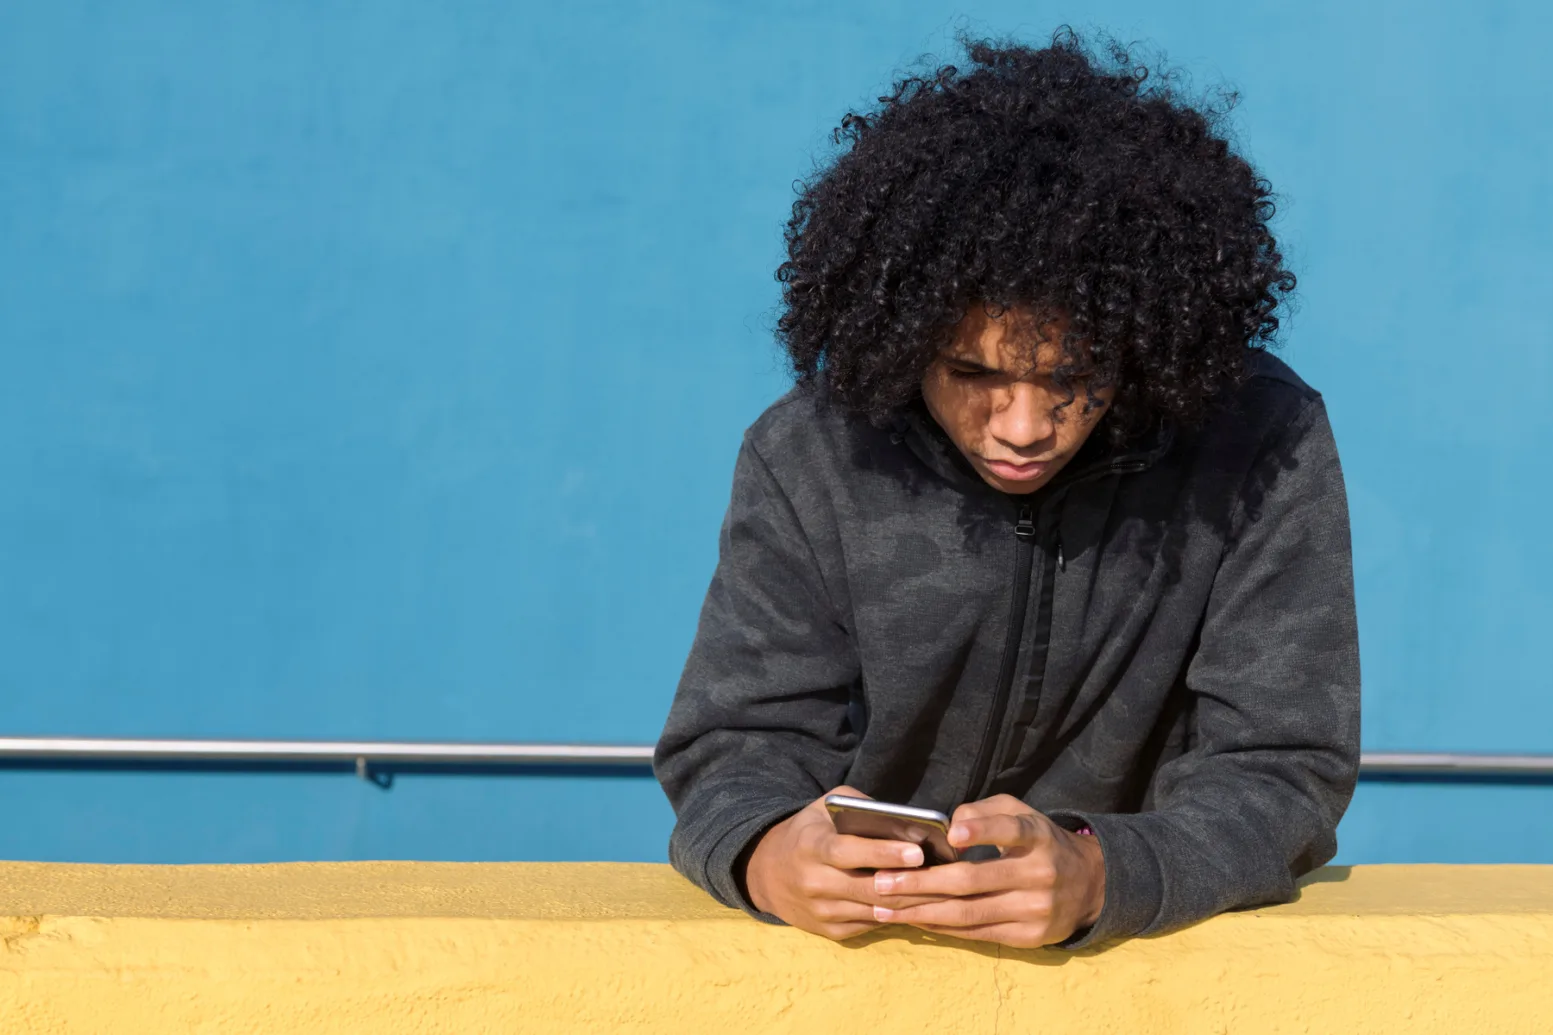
[{"left": 0, "top": 1, "right": 1549, "bottom": 864}]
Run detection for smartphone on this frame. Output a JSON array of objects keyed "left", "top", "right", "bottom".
[{"left": 824, "top": 794, "right": 959, "bottom": 865}]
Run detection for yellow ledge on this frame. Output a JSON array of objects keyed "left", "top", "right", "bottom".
[{"left": 3, "top": 862, "right": 1552, "bottom": 1033}]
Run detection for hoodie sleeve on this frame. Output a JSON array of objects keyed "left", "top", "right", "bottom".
[
  {"left": 1048, "top": 397, "right": 1361, "bottom": 947},
  {"left": 654, "top": 433, "right": 860, "bottom": 917}
]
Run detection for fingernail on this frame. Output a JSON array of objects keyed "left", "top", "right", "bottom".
[
  {"left": 873, "top": 906, "right": 895, "bottom": 922},
  {"left": 902, "top": 845, "right": 924, "bottom": 866},
  {"left": 874, "top": 872, "right": 898, "bottom": 894},
  {"left": 950, "top": 825, "right": 970, "bottom": 844}
]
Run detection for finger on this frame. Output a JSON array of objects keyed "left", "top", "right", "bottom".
[
  {"left": 947, "top": 797, "right": 1041, "bottom": 846},
  {"left": 806, "top": 897, "right": 879, "bottom": 925},
  {"left": 791, "top": 864, "right": 951, "bottom": 912},
  {"left": 872, "top": 892, "right": 1025, "bottom": 928},
  {"left": 910, "top": 921, "right": 1053, "bottom": 950},
  {"left": 806, "top": 785, "right": 871, "bottom": 820},
  {"left": 798, "top": 883, "right": 882, "bottom": 943},
  {"left": 825, "top": 870, "right": 945, "bottom": 908},
  {"left": 874, "top": 857, "right": 1038, "bottom": 898},
  {"left": 816, "top": 832, "right": 925, "bottom": 870},
  {"left": 950, "top": 794, "right": 1028, "bottom": 822},
  {"left": 798, "top": 867, "right": 922, "bottom": 905},
  {"left": 948, "top": 811, "right": 1047, "bottom": 850},
  {"left": 876, "top": 889, "right": 1053, "bottom": 928},
  {"left": 869, "top": 888, "right": 1000, "bottom": 920}
]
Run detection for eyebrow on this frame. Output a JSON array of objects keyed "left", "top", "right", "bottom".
[
  {"left": 941, "top": 352, "right": 1092, "bottom": 381},
  {"left": 941, "top": 354, "right": 1000, "bottom": 373}
]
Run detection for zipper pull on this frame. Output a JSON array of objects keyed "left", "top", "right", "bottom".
[
  {"left": 1014, "top": 504, "right": 1036, "bottom": 540},
  {"left": 1056, "top": 535, "right": 1065, "bottom": 571}
]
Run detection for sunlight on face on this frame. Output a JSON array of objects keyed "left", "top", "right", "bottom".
[{"left": 920, "top": 306, "right": 1115, "bottom": 495}]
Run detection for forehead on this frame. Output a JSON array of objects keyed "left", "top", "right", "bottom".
[{"left": 945, "top": 306, "right": 1065, "bottom": 370}]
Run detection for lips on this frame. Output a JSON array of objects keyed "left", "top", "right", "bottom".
[{"left": 983, "top": 458, "right": 1051, "bottom": 482}]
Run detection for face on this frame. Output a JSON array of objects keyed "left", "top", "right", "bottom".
[{"left": 920, "top": 306, "right": 1115, "bottom": 495}]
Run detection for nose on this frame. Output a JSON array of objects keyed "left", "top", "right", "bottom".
[{"left": 988, "top": 382, "right": 1055, "bottom": 451}]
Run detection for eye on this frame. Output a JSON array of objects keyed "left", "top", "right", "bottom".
[{"left": 945, "top": 364, "right": 992, "bottom": 380}]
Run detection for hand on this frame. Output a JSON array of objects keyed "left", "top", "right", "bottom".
[
  {"left": 869, "top": 794, "right": 1106, "bottom": 948},
  {"left": 742, "top": 786, "right": 928, "bottom": 941}
]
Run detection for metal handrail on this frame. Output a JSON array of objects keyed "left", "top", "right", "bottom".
[
  {"left": 0, "top": 737, "right": 1550, "bottom": 777},
  {"left": 0, "top": 736, "right": 652, "bottom": 768},
  {"left": 1356, "top": 752, "right": 1553, "bottom": 776}
]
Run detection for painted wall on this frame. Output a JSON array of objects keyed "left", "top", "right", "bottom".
[
  {"left": 6, "top": 862, "right": 1551, "bottom": 1033},
  {"left": 0, "top": 1, "right": 1548, "bottom": 864}
]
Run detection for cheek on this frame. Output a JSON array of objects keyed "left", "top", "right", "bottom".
[
  {"left": 929, "top": 383, "right": 989, "bottom": 446},
  {"left": 1056, "top": 394, "right": 1111, "bottom": 448}
]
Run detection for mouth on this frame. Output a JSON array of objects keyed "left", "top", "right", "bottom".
[{"left": 982, "top": 457, "right": 1052, "bottom": 482}]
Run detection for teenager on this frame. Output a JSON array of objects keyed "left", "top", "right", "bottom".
[{"left": 655, "top": 32, "right": 1359, "bottom": 949}]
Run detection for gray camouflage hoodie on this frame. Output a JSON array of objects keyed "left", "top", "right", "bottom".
[{"left": 654, "top": 352, "right": 1360, "bottom": 947}]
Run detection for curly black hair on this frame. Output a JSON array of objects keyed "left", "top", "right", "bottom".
[{"left": 775, "top": 29, "right": 1295, "bottom": 441}]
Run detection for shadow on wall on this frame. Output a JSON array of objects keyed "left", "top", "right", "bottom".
[
  {"left": 1297, "top": 864, "right": 1352, "bottom": 889},
  {"left": 837, "top": 863, "right": 1359, "bottom": 963}
]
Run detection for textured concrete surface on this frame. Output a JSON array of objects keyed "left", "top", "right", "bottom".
[{"left": 2, "top": 862, "right": 1551, "bottom": 1033}]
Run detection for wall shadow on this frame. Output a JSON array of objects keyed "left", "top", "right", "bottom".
[
  {"left": 1296, "top": 865, "right": 1352, "bottom": 889},
  {"left": 839, "top": 920, "right": 1133, "bottom": 964}
]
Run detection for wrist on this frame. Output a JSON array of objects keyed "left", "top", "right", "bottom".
[
  {"left": 1073, "top": 828, "right": 1106, "bottom": 928},
  {"left": 741, "top": 824, "right": 782, "bottom": 915}
]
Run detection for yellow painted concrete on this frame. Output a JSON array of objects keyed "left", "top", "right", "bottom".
[{"left": 2, "top": 862, "right": 1551, "bottom": 1033}]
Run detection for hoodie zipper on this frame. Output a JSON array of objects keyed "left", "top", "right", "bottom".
[
  {"left": 995, "top": 522, "right": 1061, "bottom": 778},
  {"left": 958, "top": 446, "right": 1165, "bottom": 804},
  {"left": 962, "top": 500, "right": 1038, "bottom": 803}
]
